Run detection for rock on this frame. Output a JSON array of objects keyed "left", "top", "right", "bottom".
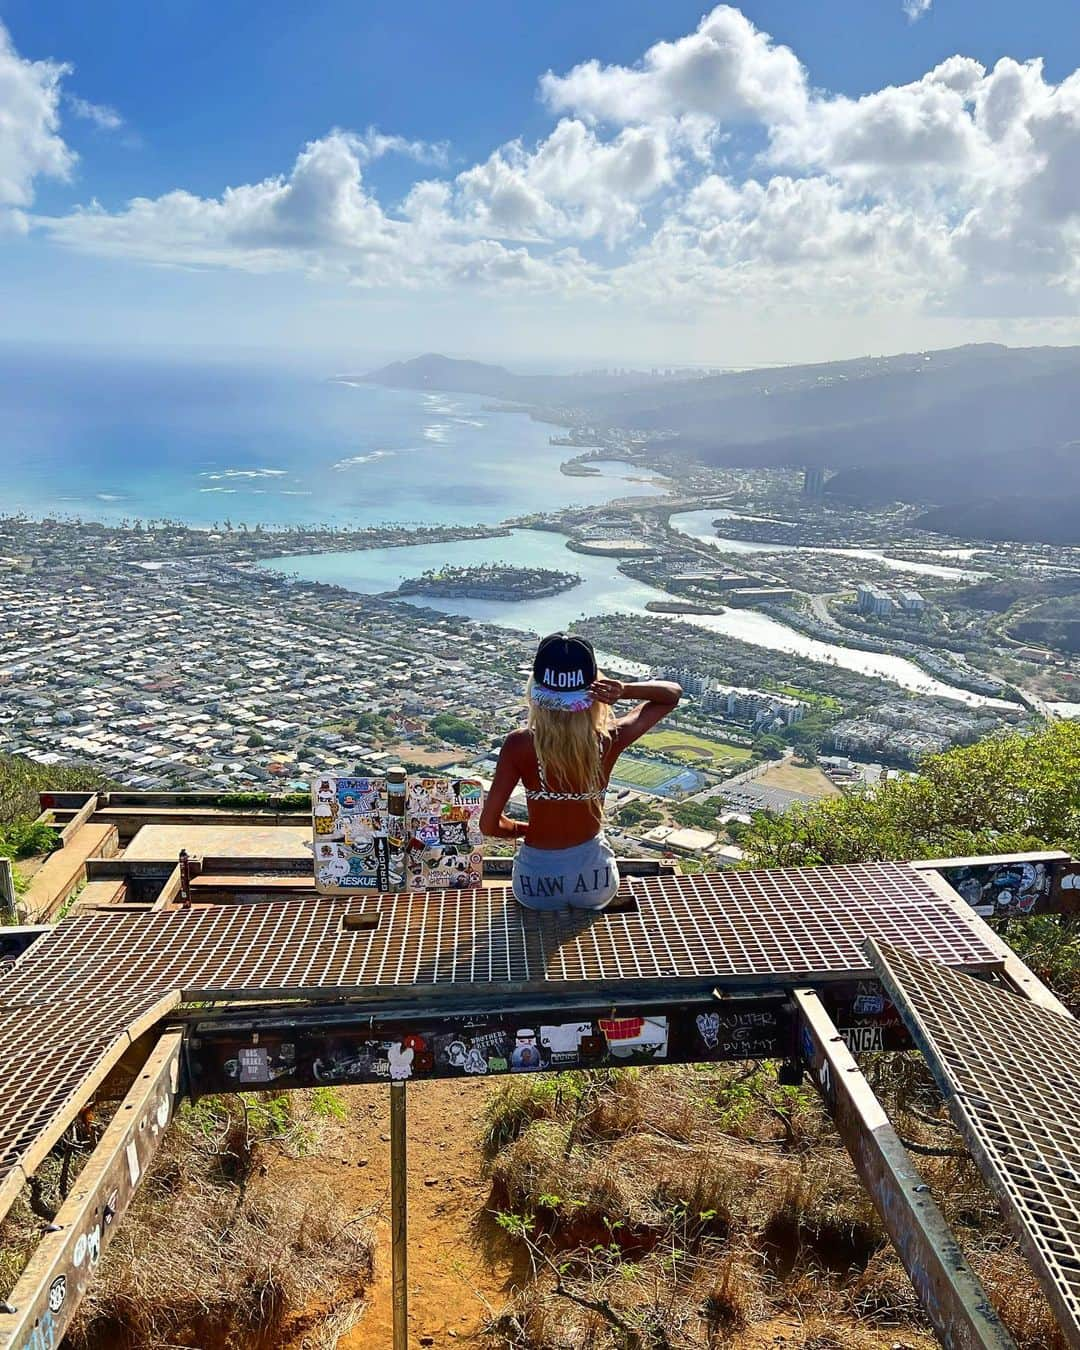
[
  {"left": 424, "top": 1176, "right": 439, "bottom": 1186},
  {"left": 419, "top": 1337, "right": 435, "bottom": 1346},
  {"left": 356, "top": 1158, "right": 369, "bottom": 1167}
]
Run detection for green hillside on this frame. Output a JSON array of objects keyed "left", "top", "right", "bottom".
[{"left": 743, "top": 720, "right": 1080, "bottom": 1009}]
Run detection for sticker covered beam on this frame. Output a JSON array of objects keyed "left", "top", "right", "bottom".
[
  {"left": 0, "top": 1033, "right": 182, "bottom": 1350},
  {"left": 794, "top": 989, "right": 1016, "bottom": 1350},
  {"left": 918, "top": 852, "right": 1080, "bottom": 919},
  {"left": 184, "top": 981, "right": 923, "bottom": 1092}
]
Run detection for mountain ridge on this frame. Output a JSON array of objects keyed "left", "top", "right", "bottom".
[{"left": 360, "top": 345, "right": 1080, "bottom": 542}]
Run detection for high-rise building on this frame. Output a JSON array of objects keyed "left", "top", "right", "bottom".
[
  {"left": 857, "top": 584, "right": 894, "bottom": 616},
  {"left": 803, "top": 466, "right": 825, "bottom": 496},
  {"left": 899, "top": 590, "right": 926, "bottom": 612}
]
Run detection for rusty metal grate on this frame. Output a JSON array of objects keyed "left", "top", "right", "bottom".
[
  {"left": 1, "top": 863, "right": 998, "bottom": 1003},
  {"left": 0, "top": 862, "right": 1002, "bottom": 1224},
  {"left": 869, "top": 939, "right": 1080, "bottom": 1344}
]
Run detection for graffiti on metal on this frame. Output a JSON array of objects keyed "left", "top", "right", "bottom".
[
  {"left": 197, "top": 1009, "right": 681, "bottom": 1091},
  {"left": 939, "top": 858, "right": 1056, "bottom": 918},
  {"left": 0, "top": 1041, "right": 181, "bottom": 1350}
]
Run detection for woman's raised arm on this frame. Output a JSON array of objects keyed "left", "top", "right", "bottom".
[{"left": 590, "top": 678, "right": 683, "bottom": 750}]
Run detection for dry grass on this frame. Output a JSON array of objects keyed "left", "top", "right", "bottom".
[
  {"left": 301, "top": 1296, "right": 369, "bottom": 1350},
  {"left": 479, "top": 1061, "right": 1067, "bottom": 1350},
  {"left": 755, "top": 762, "right": 841, "bottom": 798},
  {"left": 0, "top": 1090, "right": 376, "bottom": 1350}
]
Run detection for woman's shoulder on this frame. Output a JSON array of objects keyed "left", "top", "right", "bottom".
[{"left": 502, "top": 728, "right": 533, "bottom": 758}]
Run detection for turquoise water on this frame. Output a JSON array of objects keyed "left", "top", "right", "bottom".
[
  {"left": 4, "top": 349, "right": 1015, "bottom": 707},
  {"left": 0, "top": 351, "right": 663, "bottom": 527},
  {"left": 263, "top": 529, "right": 664, "bottom": 630},
  {"left": 670, "top": 510, "right": 986, "bottom": 580},
  {"left": 261, "top": 529, "right": 1015, "bottom": 706}
]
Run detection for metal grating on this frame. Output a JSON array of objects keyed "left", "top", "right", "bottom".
[
  {"left": 0, "top": 862, "right": 1001, "bottom": 1224},
  {"left": 869, "top": 939, "right": 1080, "bottom": 1345},
  {"left": 0, "top": 863, "right": 998, "bottom": 1004}
]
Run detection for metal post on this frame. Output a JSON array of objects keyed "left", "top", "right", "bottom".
[
  {"left": 0, "top": 858, "right": 17, "bottom": 923},
  {"left": 178, "top": 849, "right": 192, "bottom": 907},
  {"left": 390, "top": 1080, "right": 408, "bottom": 1350}
]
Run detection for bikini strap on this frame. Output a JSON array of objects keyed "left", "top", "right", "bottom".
[{"left": 530, "top": 741, "right": 604, "bottom": 802}]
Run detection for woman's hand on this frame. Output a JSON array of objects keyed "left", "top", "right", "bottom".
[{"left": 590, "top": 677, "right": 625, "bottom": 705}]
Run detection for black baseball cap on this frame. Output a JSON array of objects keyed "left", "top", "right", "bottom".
[{"left": 530, "top": 632, "right": 597, "bottom": 711}]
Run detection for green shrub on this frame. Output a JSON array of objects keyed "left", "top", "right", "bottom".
[
  {"left": 743, "top": 721, "right": 1080, "bottom": 867},
  {"left": 0, "top": 819, "right": 60, "bottom": 860}
]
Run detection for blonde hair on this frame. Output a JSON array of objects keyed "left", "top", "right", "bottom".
[{"left": 526, "top": 677, "right": 615, "bottom": 797}]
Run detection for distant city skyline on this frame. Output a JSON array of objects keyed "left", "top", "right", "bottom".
[{"left": 4, "top": 1, "right": 1080, "bottom": 366}]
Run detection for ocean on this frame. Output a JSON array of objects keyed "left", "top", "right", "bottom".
[
  {"left": 0, "top": 349, "right": 663, "bottom": 527},
  {"left": 1, "top": 348, "right": 1020, "bottom": 707}
]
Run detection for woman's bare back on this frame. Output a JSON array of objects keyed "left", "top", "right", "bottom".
[{"left": 483, "top": 679, "right": 682, "bottom": 849}]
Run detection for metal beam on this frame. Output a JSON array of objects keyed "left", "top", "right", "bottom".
[
  {"left": 390, "top": 1082, "right": 408, "bottom": 1350},
  {"left": 0, "top": 992, "right": 182, "bottom": 1227},
  {"left": 917, "top": 868, "right": 1075, "bottom": 1018},
  {"left": 184, "top": 983, "right": 927, "bottom": 1094},
  {"left": 794, "top": 989, "right": 1015, "bottom": 1350},
  {"left": 866, "top": 939, "right": 1080, "bottom": 1347},
  {"left": 0, "top": 860, "right": 15, "bottom": 924},
  {"left": 0, "top": 1033, "right": 183, "bottom": 1350}
]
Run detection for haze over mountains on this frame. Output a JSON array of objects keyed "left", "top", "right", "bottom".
[
  {"left": 359, "top": 354, "right": 686, "bottom": 405},
  {"left": 362, "top": 347, "right": 1080, "bottom": 545}
]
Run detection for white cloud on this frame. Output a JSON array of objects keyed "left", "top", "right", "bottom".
[
  {"left": 769, "top": 60, "right": 996, "bottom": 186},
  {"left": 621, "top": 172, "right": 955, "bottom": 317},
  {"left": 37, "top": 129, "right": 601, "bottom": 295},
  {"left": 19, "top": 5, "right": 1080, "bottom": 324},
  {"left": 354, "top": 126, "right": 448, "bottom": 167},
  {"left": 453, "top": 119, "right": 675, "bottom": 243},
  {"left": 0, "top": 20, "right": 75, "bottom": 227},
  {"left": 903, "top": 0, "right": 933, "bottom": 22},
  {"left": 540, "top": 5, "right": 807, "bottom": 128},
  {"left": 40, "top": 132, "right": 396, "bottom": 272},
  {"left": 66, "top": 94, "right": 123, "bottom": 131}
]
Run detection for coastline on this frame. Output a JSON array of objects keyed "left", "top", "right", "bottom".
[{"left": 256, "top": 525, "right": 1025, "bottom": 708}]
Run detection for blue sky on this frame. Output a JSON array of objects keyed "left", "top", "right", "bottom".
[{"left": 4, "top": 1, "right": 1080, "bottom": 366}]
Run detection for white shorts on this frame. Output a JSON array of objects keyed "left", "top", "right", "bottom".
[{"left": 512, "top": 834, "right": 619, "bottom": 911}]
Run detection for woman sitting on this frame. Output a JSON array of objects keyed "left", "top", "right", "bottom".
[{"left": 479, "top": 632, "right": 682, "bottom": 911}]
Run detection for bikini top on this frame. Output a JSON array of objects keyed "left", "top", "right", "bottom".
[{"left": 524, "top": 747, "right": 607, "bottom": 803}]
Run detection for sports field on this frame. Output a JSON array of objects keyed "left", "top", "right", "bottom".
[
  {"left": 640, "top": 729, "right": 753, "bottom": 770},
  {"left": 610, "top": 753, "right": 680, "bottom": 790}
]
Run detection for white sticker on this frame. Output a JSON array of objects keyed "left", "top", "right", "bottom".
[
  {"left": 238, "top": 1047, "right": 271, "bottom": 1084},
  {"left": 73, "top": 1234, "right": 87, "bottom": 1268},
  {"left": 126, "top": 1140, "right": 141, "bottom": 1186}
]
